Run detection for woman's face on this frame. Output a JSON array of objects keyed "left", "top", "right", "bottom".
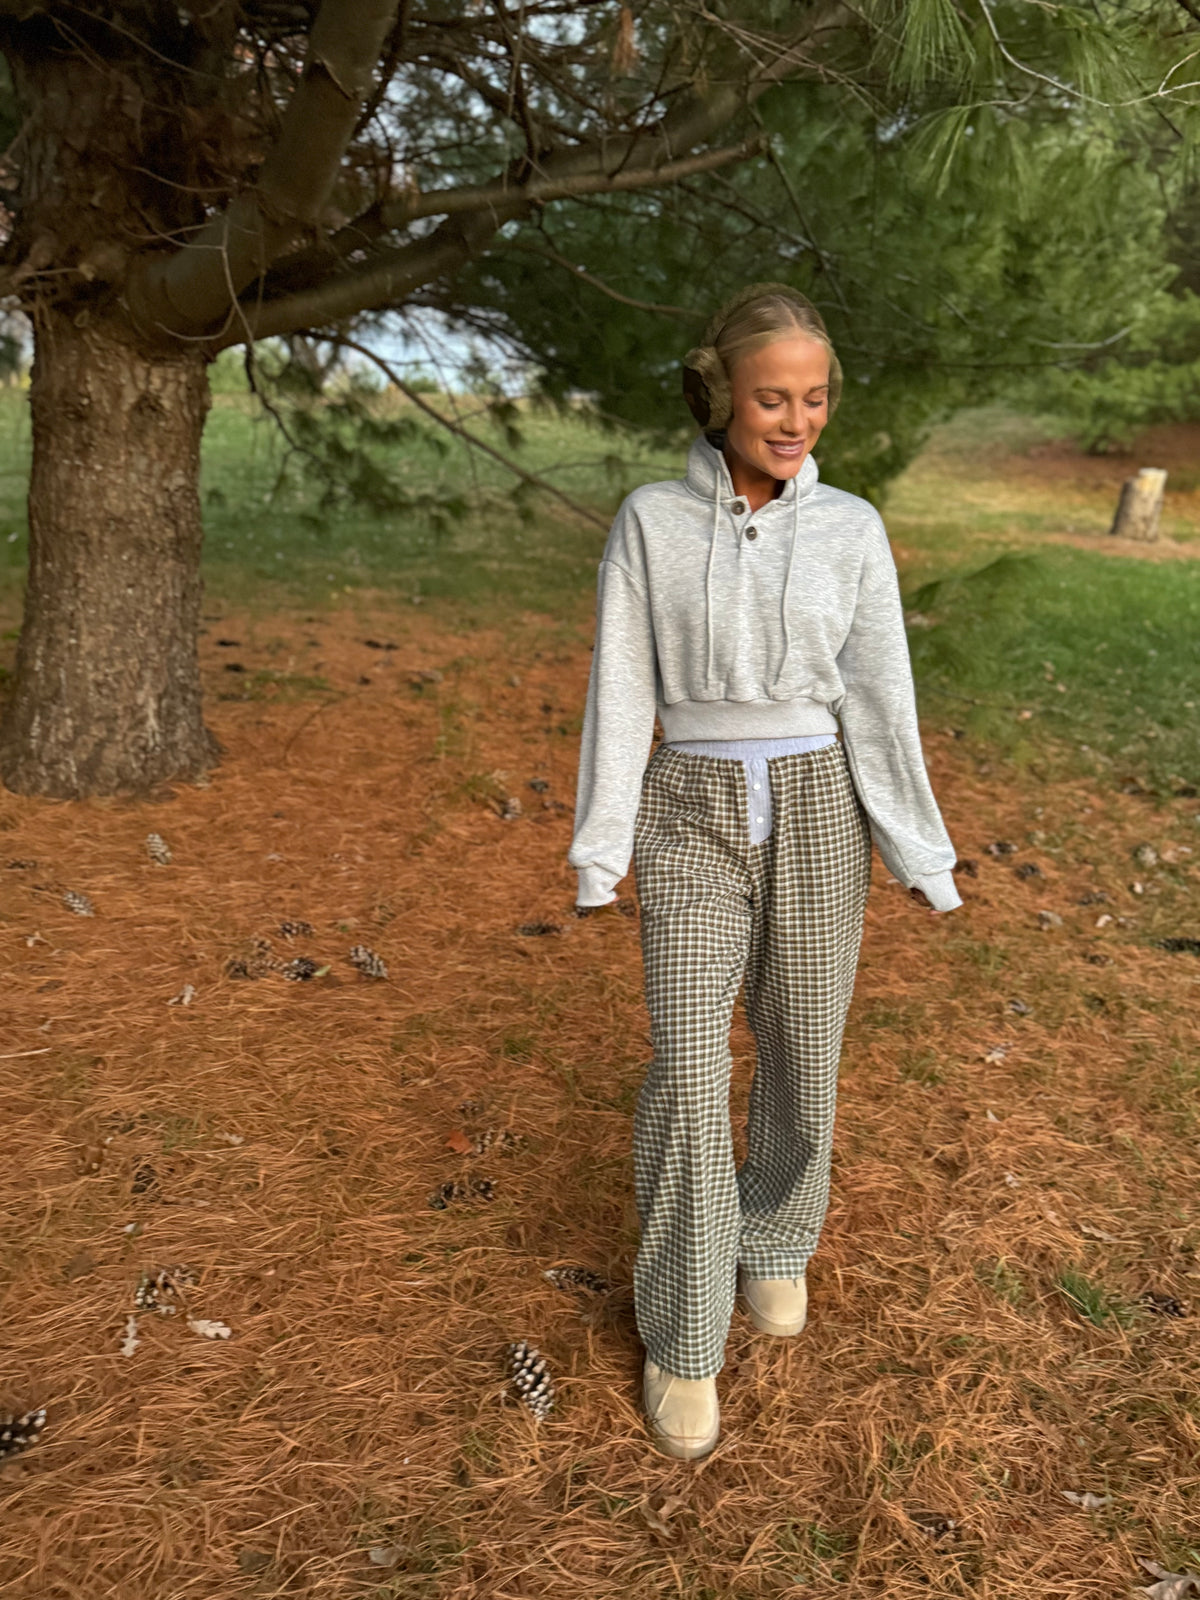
[{"left": 724, "top": 336, "right": 830, "bottom": 485}]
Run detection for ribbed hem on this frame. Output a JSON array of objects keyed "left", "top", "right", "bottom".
[
  {"left": 912, "top": 869, "right": 962, "bottom": 912},
  {"left": 658, "top": 696, "right": 838, "bottom": 743},
  {"left": 575, "top": 864, "right": 620, "bottom": 907}
]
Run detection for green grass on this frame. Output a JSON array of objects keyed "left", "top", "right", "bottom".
[
  {"left": 1055, "top": 1269, "right": 1136, "bottom": 1329},
  {"left": 1, "top": 388, "right": 1198, "bottom": 791},
  {"left": 0, "top": 388, "right": 678, "bottom": 617},
  {"left": 905, "top": 548, "right": 1200, "bottom": 792}
]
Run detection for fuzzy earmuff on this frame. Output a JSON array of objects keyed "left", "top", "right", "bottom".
[
  {"left": 681, "top": 344, "right": 731, "bottom": 430},
  {"left": 681, "top": 280, "right": 834, "bottom": 431}
]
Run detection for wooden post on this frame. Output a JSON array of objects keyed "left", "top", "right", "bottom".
[{"left": 1109, "top": 467, "right": 1167, "bottom": 541}]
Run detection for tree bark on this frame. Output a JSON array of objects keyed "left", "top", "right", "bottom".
[{"left": 0, "top": 315, "right": 216, "bottom": 796}]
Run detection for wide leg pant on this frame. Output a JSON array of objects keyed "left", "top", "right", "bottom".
[{"left": 631, "top": 740, "right": 872, "bottom": 1379}]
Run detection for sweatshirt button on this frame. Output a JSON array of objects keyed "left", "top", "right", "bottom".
[
  {"left": 745, "top": 526, "right": 758, "bottom": 540},
  {"left": 731, "top": 500, "right": 746, "bottom": 514}
]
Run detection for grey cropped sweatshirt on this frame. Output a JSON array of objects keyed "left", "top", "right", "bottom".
[{"left": 568, "top": 433, "right": 962, "bottom": 913}]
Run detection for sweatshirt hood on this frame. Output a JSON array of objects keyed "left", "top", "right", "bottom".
[
  {"left": 684, "top": 430, "right": 820, "bottom": 504},
  {"left": 684, "top": 432, "right": 820, "bottom": 691}
]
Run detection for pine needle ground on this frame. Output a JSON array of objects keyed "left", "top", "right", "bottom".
[{"left": 0, "top": 597, "right": 1198, "bottom": 1599}]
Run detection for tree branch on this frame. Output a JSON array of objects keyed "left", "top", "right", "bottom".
[
  {"left": 126, "top": 0, "right": 400, "bottom": 340},
  {"left": 339, "top": 336, "right": 609, "bottom": 530},
  {"left": 381, "top": 134, "right": 767, "bottom": 227},
  {"left": 379, "top": 8, "right": 846, "bottom": 233},
  {"left": 206, "top": 1, "right": 845, "bottom": 346},
  {"left": 215, "top": 137, "right": 762, "bottom": 344},
  {"left": 502, "top": 238, "right": 703, "bottom": 320}
]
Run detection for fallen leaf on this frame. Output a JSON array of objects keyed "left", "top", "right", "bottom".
[
  {"left": 1095, "top": 913, "right": 1114, "bottom": 928},
  {"left": 1037, "top": 910, "right": 1063, "bottom": 930},
  {"left": 983, "top": 1045, "right": 1008, "bottom": 1064},
  {"left": 1004, "top": 1172, "right": 1021, "bottom": 1188},
  {"left": 187, "top": 1318, "right": 232, "bottom": 1339},
  {"left": 237, "top": 1548, "right": 271, "bottom": 1575},
  {"left": 444, "top": 1128, "right": 475, "bottom": 1155},
  {"left": 62, "top": 1249, "right": 96, "bottom": 1281},
  {"left": 641, "top": 1492, "right": 691, "bottom": 1539},
  {"left": 368, "top": 1545, "right": 401, "bottom": 1567},
  {"left": 213, "top": 1131, "right": 244, "bottom": 1146},
  {"left": 1137, "top": 1557, "right": 1200, "bottom": 1598},
  {"left": 985, "top": 1109, "right": 1000, "bottom": 1122},
  {"left": 1061, "top": 1489, "right": 1111, "bottom": 1510}
]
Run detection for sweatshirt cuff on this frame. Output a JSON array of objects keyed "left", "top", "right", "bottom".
[
  {"left": 575, "top": 864, "right": 621, "bottom": 907},
  {"left": 912, "top": 869, "right": 962, "bottom": 912}
]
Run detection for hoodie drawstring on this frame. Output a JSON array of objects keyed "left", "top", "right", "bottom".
[
  {"left": 779, "top": 491, "right": 801, "bottom": 677},
  {"left": 704, "top": 476, "right": 721, "bottom": 692}
]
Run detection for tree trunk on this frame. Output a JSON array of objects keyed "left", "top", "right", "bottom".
[
  {"left": 1109, "top": 467, "right": 1167, "bottom": 542},
  {"left": 0, "top": 315, "right": 217, "bottom": 797}
]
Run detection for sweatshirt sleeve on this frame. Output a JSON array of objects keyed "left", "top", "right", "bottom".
[
  {"left": 568, "top": 531, "right": 659, "bottom": 907},
  {"left": 834, "top": 516, "right": 961, "bottom": 913}
]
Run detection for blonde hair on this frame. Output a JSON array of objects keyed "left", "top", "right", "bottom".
[{"left": 682, "top": 282, "right": 842, "bottom": 430}]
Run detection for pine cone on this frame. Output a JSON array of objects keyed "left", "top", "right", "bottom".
[
  {"left": 134, "top": 1264, "right": 198, "bottom": 1315},
  {"left": 282, "top": 956, "right": 321, "bottom": 981},
  {"left": 349, "top": 945, "right": 388, "bottom": 979},
  {"left": 506, "top": 1341, "right": 555, "bottom": 1420},
  {"left": 543, "top": 1266, "right": 613, "bottom": 1296},
  {"left": 226, "top": 938, "right": 284, "bottom": 979},
  {"left": 0, "top": 1408, "right": 46, "bottom": 1458},
  {"left": 146, "top": 833, "right": 172, "bottom": 865},
  {"left": 278, "top": 920, "right": 314, "bottom": 939},
  {"left": 427, "top": 1175, "right": 496, "bottom": 1209},
  {"left": 473, "top": 1128, "right": 523, "bottom": 1157},
  {"left": 63, "top": 889, "right": 95, "bottom": 916},
  {"left": 428, "top": 1179, "right": 465, "bottom": 1210}
]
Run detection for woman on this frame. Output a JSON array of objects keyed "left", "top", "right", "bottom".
[{"left": 568, "top": 283, "right": 961, "bottom": 1460}]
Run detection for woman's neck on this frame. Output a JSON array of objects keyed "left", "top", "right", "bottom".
[{"left": 722, "top": 442, "right": 783, "bottom": 513}]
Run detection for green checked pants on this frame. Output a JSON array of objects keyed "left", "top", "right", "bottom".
[{"left": 631, "top": 740, "right": 872, "bottom": 1379}]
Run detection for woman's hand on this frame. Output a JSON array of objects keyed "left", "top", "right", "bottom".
[{"left": 909, "top": 886, "right": 948, "bottom": 916}]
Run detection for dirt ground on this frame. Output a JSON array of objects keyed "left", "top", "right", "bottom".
[{"left": 1, "top": 598, "right": 1198, "bottom": 1599}]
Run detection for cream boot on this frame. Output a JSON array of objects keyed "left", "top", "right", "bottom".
[
  {"left": 642, "top": 1359, "right": 720, "bottom": 1460},
  {"left": 739, "top": 1269, "right": 808, "bottom": 1336}
]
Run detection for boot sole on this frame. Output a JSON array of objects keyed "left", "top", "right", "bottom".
[
  {"left": 646, "top": 1419, "right": 721, "bottom": 1460},
  {"left": 743, "top": 1305, "right": 807, "bottom": 1337}
]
